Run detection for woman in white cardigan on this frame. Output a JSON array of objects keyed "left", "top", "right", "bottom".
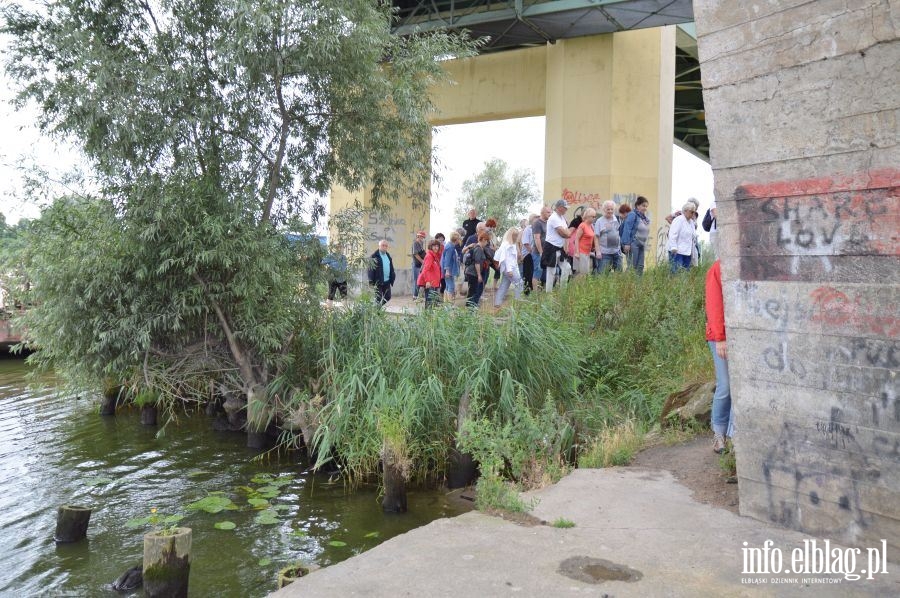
[
  {"left": 494, "top": 227, "right": 523, "bottom": 308},
  {"left": 667, "top": 201, "right": 697, "bottom": 272}
]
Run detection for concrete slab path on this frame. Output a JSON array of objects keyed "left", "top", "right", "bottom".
[{"left": 271, "top": 468, "right": 899, "bottom": 597}]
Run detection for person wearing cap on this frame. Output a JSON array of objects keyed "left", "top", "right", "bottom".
[
  {"left": 411, "top": 230, "right": 427, "bottom": 299},
  {"left": 540, "top": 198, "right": 571, "bottom": 292},
  {"left": 368, "top": 239, "right": 396, "bottom": 306}
]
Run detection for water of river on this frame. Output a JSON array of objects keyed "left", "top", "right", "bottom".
[{"left": 0, "top": 356, "right": 469, "bottom": 597}]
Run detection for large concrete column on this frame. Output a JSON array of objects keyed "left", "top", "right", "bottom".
[
  {"left": 330, "top": 180, "right": 429, "bottom": 296},
  {"left": 695, "top": 0, "right": 899, "bottom": 552},
  {"left": 544, "top": 28, "right": 675, "bottom": 261}
]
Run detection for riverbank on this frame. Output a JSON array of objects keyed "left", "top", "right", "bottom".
[{"left": 272, "top": 466, "right": 899, "bottom": 597}]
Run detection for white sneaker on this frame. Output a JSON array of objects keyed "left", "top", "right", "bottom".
[{"left": 713, "top": 433, "right": 726, "bottom": 454}]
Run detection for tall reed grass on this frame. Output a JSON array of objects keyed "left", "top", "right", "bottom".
[{"left": 311, "top": 264, "right": 711, "bottom": 485}]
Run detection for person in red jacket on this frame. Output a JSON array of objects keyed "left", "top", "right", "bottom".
[
  {"left": 417, "top": 239, "right": 443, "bottom": 309},
  {"left": 705, "top": 259, "right": 734, "bottom": 454}
]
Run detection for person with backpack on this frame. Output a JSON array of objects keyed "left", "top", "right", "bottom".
[
  {"left": 464, "top": 233, "right": 489, "bottom": 308},
  {"left": 411, "top": 231, "right": 427, "bottom": 299},
  {"left": 703, "top": 201, "right": 718, "bottom": 259}
]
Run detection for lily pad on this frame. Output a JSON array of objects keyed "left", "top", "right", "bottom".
[
  {"left": 247, "top": 498, "right": 269, "bottom": 509},
  {"left": 162, "top": 514, "right": 185, "bottom": 525},
  {"left": 125, "top": 516, "right": 152, "bottom": 528},
  {"left": 214, "top": 521, "right": 237, "bottom": 530},
  {"left": 328, "top": 540, "right": 347, "bottom": 547},
  {"left": 268, "top": 478, "right": 293, "bottom": 488},
  {"left": 291, "top": 529, "right": 308, "bottom": 537},
  {"left": 186, "top": 470, "right": 211, "bottom": 478},
  {"left": 187, "top": 495, "right": 235, "bottom": 514},
  {"left": 251, "top": 474, "right": 275, "bottom": 484},
  {"left": 272, "top": 504, "right": 292, "bottom": 512},
  {"left": 254, "top": 509, "right": 279, "bottom": 525},
  {"left": 258, "top": 557, "right": 272, "bottom": 566},
  {"left": 364, "top": 531, "right": 380, "bottom": 539}
]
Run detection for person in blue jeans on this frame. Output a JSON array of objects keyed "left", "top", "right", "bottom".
[
  {"left": 705, "top": 259, "right": 734, "bottom": 454},
  {"left": 667, "top": 202, "right": 697, "bottom": 273}
]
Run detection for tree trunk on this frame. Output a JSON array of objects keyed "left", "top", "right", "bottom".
[
  {"left": 140, "top": 405, "right": 158, "bottom": 426},
  {"left": 54, "top": 505, "right": 92, "bottom": 543},
  {"left": 143, "top": 528, "right": 191, "bottom": 598},
  {"left": 381, "top": 441, "right": 408, "bottom": 513},
  {"left": 447, "top": 390, "right": 477, "bottom": 489}
]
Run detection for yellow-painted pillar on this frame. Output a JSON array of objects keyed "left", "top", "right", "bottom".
[
  {"left": 329, "top": 177, "right": 429, "bottom": 296},
  {"left": 544, "top": 27, "right": 675, "bottom": 263}
]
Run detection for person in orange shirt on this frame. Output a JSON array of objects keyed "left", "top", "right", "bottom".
[
  {"left": 705, "top": 259, "right": 734, "bottom": 453},
  {"left": 572, "top": 208, "right": 598, "bottom": 276}
]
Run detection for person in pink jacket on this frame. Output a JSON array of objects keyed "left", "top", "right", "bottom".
[
  {"left": 705, "top": 260, "right": 734, "bottom": 453},
  {"left": 417, "top": 239, "right": 443, "bottom": 309}
]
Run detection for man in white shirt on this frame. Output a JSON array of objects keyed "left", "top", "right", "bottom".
[{"left": 540, "top": 199, "right": 571, "bottom": 292}]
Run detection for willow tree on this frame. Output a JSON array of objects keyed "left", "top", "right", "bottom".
[
  {"left": 3, "top": 0, "right": 473, "bottom": 441},
  {"left": 454, "top": 158, "right": 540, "bottom": 233}
]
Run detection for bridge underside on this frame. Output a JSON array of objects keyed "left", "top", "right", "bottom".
[{"left": 393, "top": 0, "right": 707, "bottom": 158}]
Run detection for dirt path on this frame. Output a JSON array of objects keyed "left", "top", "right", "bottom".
[{"left": 630, "top": 434, "right": 739, "bottom": 514}]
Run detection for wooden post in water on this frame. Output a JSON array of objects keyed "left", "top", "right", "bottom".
[
  {"left": 54, "top": 505, "right": 92, "bottom": 543},
  {"left": 140, "top": 405, "right": 158, "bottom": 426},
  {"left": 99, "top": 385, "right": 121, "bottom": 416},
  {"left": 447, "top": 389, "right": 477, "bottom": 489},
  {"left": 143, "top": 527, "right": 191, "bottom": 598},
  {"left": 381, "top": 440, "right": 408, "bottom": 513}
]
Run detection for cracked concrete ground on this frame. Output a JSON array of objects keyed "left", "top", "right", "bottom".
[{"left": 270, "top": 468, "right": 899, "bottom": 597}]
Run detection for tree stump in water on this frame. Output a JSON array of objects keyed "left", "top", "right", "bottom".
[
  {"left": 99, "top": 386, "right": 121, "bottom": 416},
  {"left": 140, "top": 405, "right": 158, "bottom": 426},
  {"left": 276, "top": 563, "right": 315, "bottom": 589},
  {"left": 143, "top": 527, "right": 191, "bottom": 598},
  {"left": 54, "top": 505, "right": 92, "bottom": 543},
  {"left": 446, "top": 448, "right": 477, "bottom": 489},
  {"left": 381, "top": 442, "right": 408, "bottom": 513}
]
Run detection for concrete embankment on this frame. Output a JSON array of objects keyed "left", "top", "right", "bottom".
[{"left": 272, "top": 468, "right": 899, "bottom": 597}]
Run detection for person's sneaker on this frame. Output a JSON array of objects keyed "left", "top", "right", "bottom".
[{"left": 713, "top": 433, "right": 726, "bottom": 454}]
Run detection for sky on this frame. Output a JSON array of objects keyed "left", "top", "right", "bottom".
[{"left": 430, "top": 116, "right": 714, "bottom": 237}]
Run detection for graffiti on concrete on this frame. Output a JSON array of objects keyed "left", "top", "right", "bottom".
[
  {"left": 735, "top": 169, "right": 899, "bottom": 281},
  {"left": 562, "top": 188, "right": 601, "bottom": 207},
  {"left": 366, "top": 211, "right": 408, "bottom": 244},
  {"left": 810, "top": 286, "right": 900, "bottom": 338},
  {"left": 763, "top": 407, "right": 880, "bottom": 537}
]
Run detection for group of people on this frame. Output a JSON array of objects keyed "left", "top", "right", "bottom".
[{"left": 361, "top": 194, "right": 714, "bottom": 310}]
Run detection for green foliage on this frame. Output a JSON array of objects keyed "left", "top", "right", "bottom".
[
  {"left": 313, "top": 302, "right": 580, "bottom": 484},
  {"left": 186, "top": 495, "right": 236, "bottom": 514},
  {"left": 214, "top": 521, "right": 237, "bottom": 531},
  {"left": 549, "top": 266, "right": 712, "bottom": 433},
  {"left": 2, "top": 0, "right": 476, "bottom": 417},
  {"left": 126, "top": 507, "right": 185, "bottom": 534},
  {"left": 578, "top": 421, "right": 646, "bottom": 468},
  {"left": 472, "top": 476, "right": 532, "bottom": 513},
  {"left": 454, "top": 159, "right": 540, "bottom": 232},
  {"left": 551, "top": 518, "right": 576, "bottom": 528},
  {"left": 459, "top": 394, "right": 571, "bottom": 489}
]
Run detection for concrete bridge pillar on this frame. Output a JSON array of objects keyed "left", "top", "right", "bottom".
[
  {"left": 331, "top": 28, "right": 677, "bottom": 292},
  {"left": 694, "top": 0, "right": 899, "bottom": 552}
]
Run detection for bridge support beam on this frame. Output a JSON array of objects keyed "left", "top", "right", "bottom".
[{"left": 331, "top": 27, "right": 677, "bottom": 292}]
